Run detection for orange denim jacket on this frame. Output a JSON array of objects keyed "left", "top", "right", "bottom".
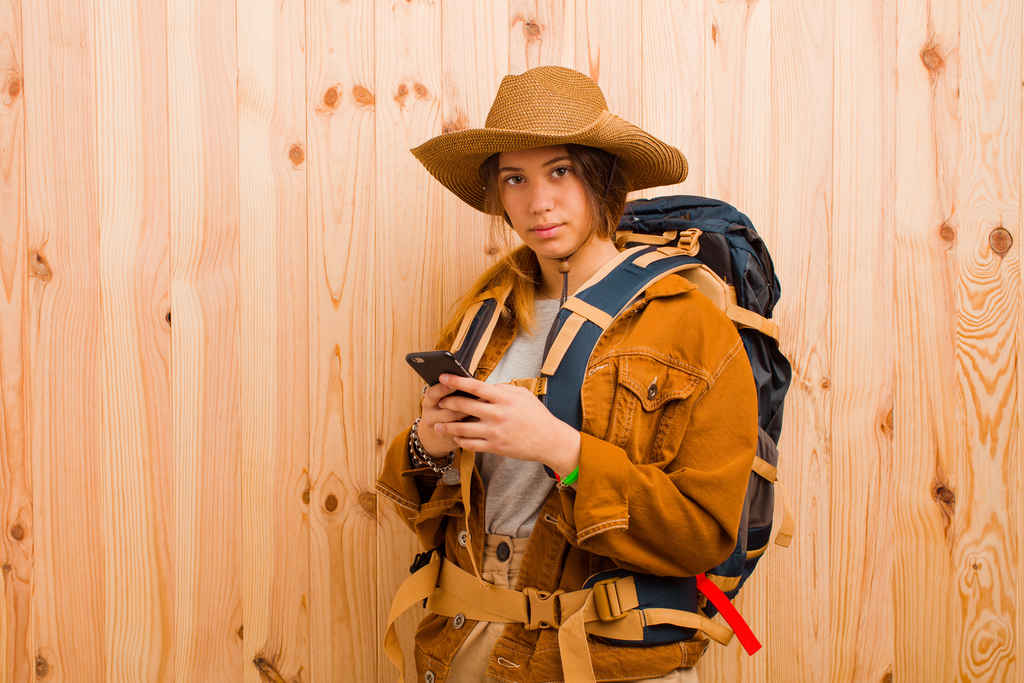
[{"left": 375, "top": 272, "right": 759, "bottom": 682}]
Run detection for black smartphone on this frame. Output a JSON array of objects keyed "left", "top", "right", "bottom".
[{"left": 405, "top": 350, "right": 478, "bottom": 400}]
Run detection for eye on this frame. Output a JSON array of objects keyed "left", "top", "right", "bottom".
[
  {"left": 553, "top": 165, "right": 572, "bottom": 177},
  {"left": 503, "top": 174, "right": 524, "bottom": 185}
]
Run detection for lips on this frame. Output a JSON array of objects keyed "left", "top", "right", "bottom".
[{"left": 531, "top": 223, "right": 563, "bottom": 237}]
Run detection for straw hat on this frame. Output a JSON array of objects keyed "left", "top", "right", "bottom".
[{"left": 409, "top": 65, "right": 688, "bottom": 214}]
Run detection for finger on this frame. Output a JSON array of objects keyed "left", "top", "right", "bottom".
[
  {"left": 439, "top": 373, "right": 498, "bottom": 402},
  {"left": 436, "top": 419, "right": 487, "bottom": 440},
  {"left": 423, "top": 382, "right": 456, "bottom": 406},
  {"left": 437, "top": 395, "right": 495, "bottom": 419}
]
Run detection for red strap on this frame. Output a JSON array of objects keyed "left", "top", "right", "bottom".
[{"left": 695, "top": 573, "right": 762, "bottom": 655}]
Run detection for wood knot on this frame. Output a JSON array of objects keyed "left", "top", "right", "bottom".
[
  {"left": 352, "top": 84, "right": 374, "bottom": 107},
  {"left": 301, "top": 487, "right": 310, "bottom": 505},
  {"left": 881, "top": 671, "right": 893, "bottom": 683},
  {"left": 36, "top": 655, "right": 49, "bottom": 678},
  {"left": 30, "top": 250, "right": 52, "bottom": 281},
  {"left": 237, "top": 624, "right": 244, "bottom": 640},
  {"left": 375, "top": 436, "right": 385, "bottom": 445},
  {"left": 165, "top": 310, "right": 172, "bottom": 326},
  {"left": 8, "top": 75, "right": 21, "bottom": 98},
  {"left": 441, "top": 110, "right": 469, "bottom": 134},
  {"left": 288, "top": 144, "right": 304, "bottom": 166},
  {"left": 819, "top": 377, "right": 831, "bottom": 390},
  {"left": 2, "top": 563, "right": 12, "bottom": 574},
  {"left": 988, "top": 227, "right": 1012, "bottom": 256},
  {"left": 252, "top": 656, "right": 286, "bottom": 683},
  {"left": 323, "top": 86, "right": 339, "bottom": 108},
  {"left": 358, "top": 491, "right": 377, "bottom": 519},
  {"left": 10, "top": 524, "right": 24, "bottom": 541},
  {"left": 879, "top": 407, "right": 894, "bottom": 435},
  {"left": 394, "top": 83, "right": 408, "bottom": 108},
  {"left": 413, "top": 82, "right": 429, "bottom": 99},
  {"left": 711, "top": 22, "right": 719, "bottom": 44},
  {"left": 919, "top": 43, "right": 945, "bottom": 76},
  {"left": 939, "top": 223, "right": 956, "bottom": 242},
  {"left": 931, "top": 481, "right": 955, "bottom": 515},
  {"left": 324, "top": 493, "right": 338, "bottom": 512},
  {"left": 524, "top": 19, "right": 541, "bottom": 38}
]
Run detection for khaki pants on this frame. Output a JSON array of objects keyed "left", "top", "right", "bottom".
[{"left": 447, "top": 533, "right": 700, "bottom": 683}]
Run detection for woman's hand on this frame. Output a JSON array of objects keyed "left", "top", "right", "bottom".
[
  {"left": 432, "top": 373, "right": 581, "bottom": 475},
  {"left": 416, "top": 380, "right": 468, "bottom": 457}
]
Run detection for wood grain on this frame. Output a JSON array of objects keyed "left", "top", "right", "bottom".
[
  {"left": 764, "top": 0, "right": 836, "bottom": 680},
  {"left": 238, "top": 0, "right": 311, "bottom": 682},
  {"left": 166, "top": 0, "right": 242, "bottom": 678},
  {"left": 307, "top": 0, "right": 379, "bottom": 681}
]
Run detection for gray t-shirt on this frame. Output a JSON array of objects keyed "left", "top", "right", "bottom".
[{"left": 440, "top": 297, "right": 562, "bottom": 538}]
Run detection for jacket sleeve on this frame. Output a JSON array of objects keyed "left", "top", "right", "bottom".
[
  {"left": 374, "top": 425, "right": 458, "bottom": 551},
  {"left": 555, "top": 338, "right": 758, "bottom": 577}
]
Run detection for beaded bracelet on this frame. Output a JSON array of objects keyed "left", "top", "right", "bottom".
[{"left": 408, "top": 416, "right": 456, "bottom": 475}]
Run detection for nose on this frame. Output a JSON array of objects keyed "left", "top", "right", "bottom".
[{"left": 527, "top": 179, "right": 556, "bottom": 215}]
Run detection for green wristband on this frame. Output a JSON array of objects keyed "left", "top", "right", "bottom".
[{"left": 559, "top": 465, "right": 579, "bottom": 486}]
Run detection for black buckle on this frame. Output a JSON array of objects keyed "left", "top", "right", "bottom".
[
  {"left": 410, "top": 545, "right": 444, "bottom": 608},
  {"left": 410, "top": 545, "right": 444, "bottom": 574}
]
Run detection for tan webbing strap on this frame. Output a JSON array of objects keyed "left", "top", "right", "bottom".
[
  {"left": 457, "top": 449, "right": 482, "bottom": 578},
  {"left": 703, "top": 572, "right": 741, "bottom": 593},
  {"left": 449, "top": 300, "right": 483, "bottom": 357},
  {"left": 640, "top": 608, "right": 734, "bottom": 646},
  {"left": 383, "top": 551, "right": 443, "bottom": 683},
  {"left": 614, "top": 230, "right": 678, "bottom": 247},
  {"left": 562, "top": 296, "right": 613, "bottom": 329},
  {"left": 773, "top": 480, "right": 795, "bottom": 547},
  {"left": 540, "top": 312, "right": 586, "bottom": 376},
  {"left": 465, "top": 284, "right": 513, "bottom": 375},
  {"left": 725, "top": 302, "right": 780, "bottom": 341},
  {"left": 508, "top": 376, "right": 547, "bottom": 396},
  {"left": 751, "top": 455, "right": 777, "bottom": 482}
]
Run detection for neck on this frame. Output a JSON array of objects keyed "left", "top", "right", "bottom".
[{"left": 535, "top": 237, "right": 621, "bottom": 300}]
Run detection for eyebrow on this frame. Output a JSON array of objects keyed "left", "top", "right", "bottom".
[{"left": 498, "top": 155, "right": 572, "bottom": 173}]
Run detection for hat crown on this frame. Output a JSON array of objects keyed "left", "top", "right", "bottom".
[{"left": 483, "top": 66, "right": 608, "bottom": 135}]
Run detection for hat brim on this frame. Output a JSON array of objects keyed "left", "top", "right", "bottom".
[{"left": 409, "top": 111, "right": 688, "bottom": 214}]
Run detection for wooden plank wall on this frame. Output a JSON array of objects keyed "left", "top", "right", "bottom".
[{"left": 0, "top": 1, "right": 1020, "bottom": 681}]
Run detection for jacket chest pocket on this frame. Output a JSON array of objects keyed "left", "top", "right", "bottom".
[{"left": 606, "top": 354, "right": 703, "bottom": 465}]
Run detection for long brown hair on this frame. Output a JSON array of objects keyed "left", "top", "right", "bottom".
[{"left": 433, "top": 143, "right": 630, "bottom": 350}]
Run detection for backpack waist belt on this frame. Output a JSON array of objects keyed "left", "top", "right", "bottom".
[{"left": 383, "top": 551, "right": 734, "bottom": 683}]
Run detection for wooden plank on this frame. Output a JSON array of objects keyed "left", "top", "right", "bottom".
[
  {"left": 508, "top": 0, "right": 575, "bottom": 74},
  {"left": 698, "top": 1, "right": 773, "bottom": 680},
  {"left": 892, "top": 0, "right": 962, "bottom": 679},
  {"left": 439, "top": 0, "right": 509, "bottom": 319},
  {"left": 640, "top": 0, "right": 705, "bottom": 200},
  {"left": 948, "top": 0, "right": 1021, "bottom": 679},
  {"left": 830, "top": 0, "right": 896, "bottom": 680},
  {"left": 92, "top": 0, "right": 174, "bottom": 679},
  {"left": 237, "top": 0, "right": 310, "bottom": 682},
  {"left": 762, "top": 3, "right": 834, "bottom": 679},
  {"left": 0, "top": 0, "right": 29, "bottom": 677},
  {"left": 166, "top": 0, "right": 243, "bottom": 678},
  {"left": 20, "top": 1, "right": 106, "bottom": 679},
  {"left": 374, "top": 2, "right": 443, "bottom": 681},
  {"left": 306, "top": 0, "right": 378, "bottom": 681},
  {"left": 574, "top": 0, "right": 642, "bottom": 205}
]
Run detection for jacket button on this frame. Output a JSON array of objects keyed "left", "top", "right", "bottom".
[
  {"left": 647, "top": 382, "right": 658, "bottom": 400},
  {"left": 453, "top": 613, "right": 465, "bottom": 629},
  {"left": 496, "top": 541, "right": 511, "bottom": 561},
  {"left": 425, "top": 671, "right": 435, "bottom": 683},
  {"left": 458, "top": 530, "right": 468, "bottom": 547}
]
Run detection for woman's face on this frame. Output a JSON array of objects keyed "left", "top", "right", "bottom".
[{"left": 497, "top": 145, "right": 593, "bottom": 260}]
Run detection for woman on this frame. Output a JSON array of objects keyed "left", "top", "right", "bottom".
[{"left": 376, "top": 66, "right": 758, "bottom": 683}]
